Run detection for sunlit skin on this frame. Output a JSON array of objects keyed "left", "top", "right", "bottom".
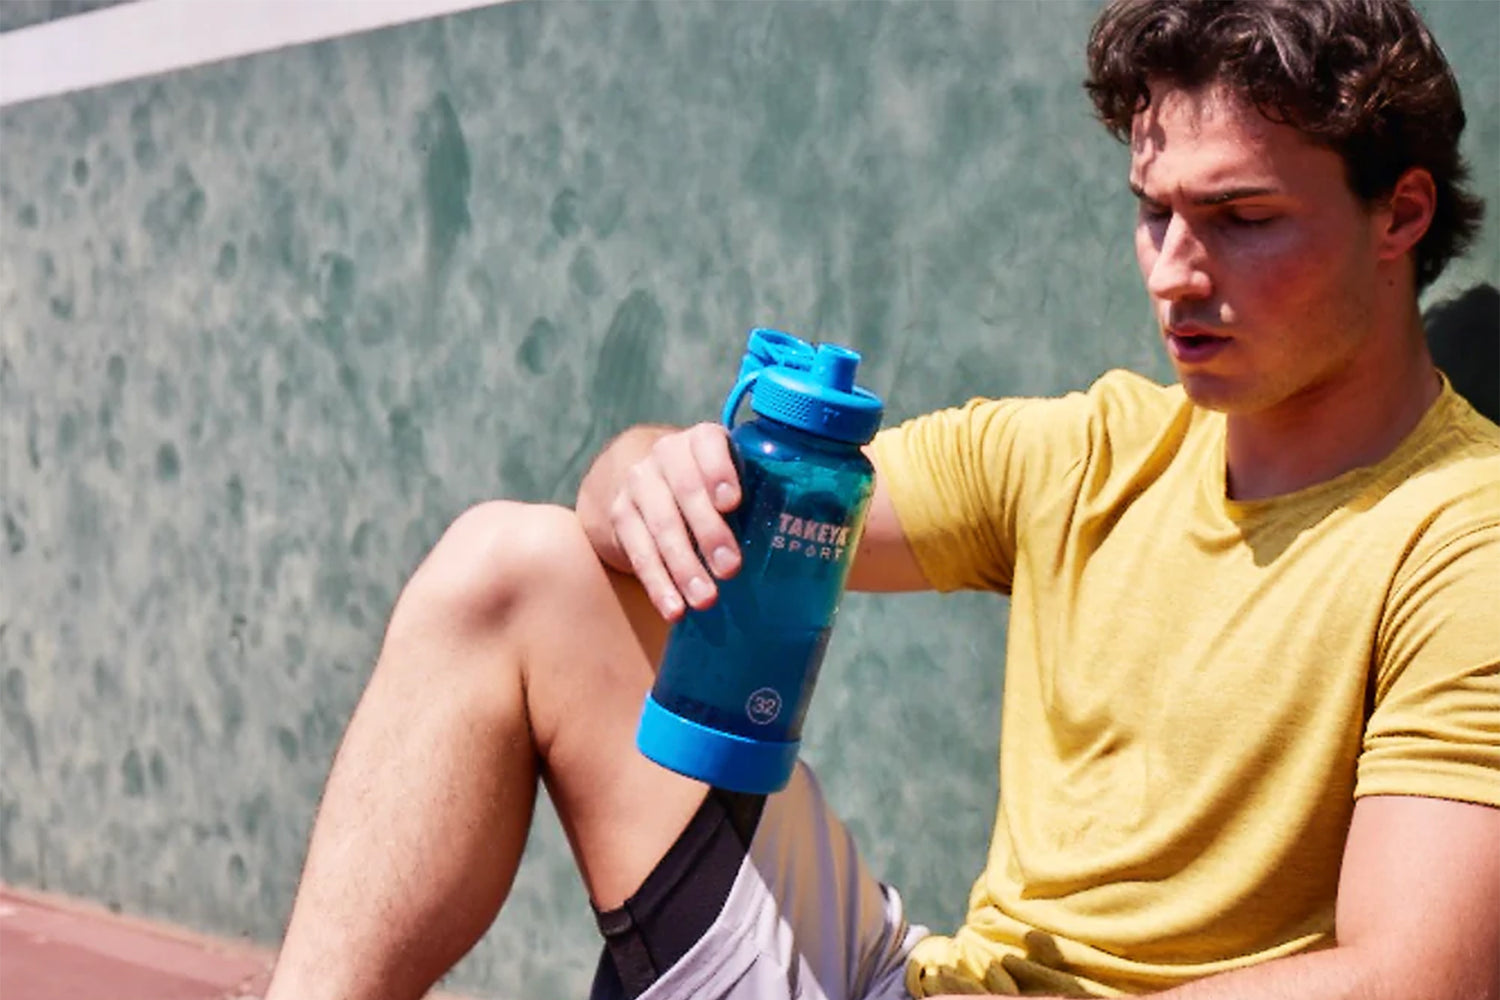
[{"left": 1129, "top": 81, "right": 1440, "bottom": 500}]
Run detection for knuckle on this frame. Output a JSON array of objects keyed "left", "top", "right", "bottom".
[
  {"left": 625, "top": 460, "right": 653, "bottom": 489},
  {"left": 672, "top": 474, "right": 712, "bottom": 507},
  {"left": 694, "top": 516, "right": 730, "bottom": 546},
  {"left": 691, "top": 420, "right": 725, "bottom": 438},
  {"left": 638, "top": 502, "right": 677, "bottom": 535},
  {"left": 658, "top": 535, "right": 698, "bottom": 569},
  {"left": 651, "top": 431, "right": 684, "bottom": 459},
  {"left": 609, "top": 505, "right": 640, "bottom": 540},
  {"left": 621, "top": 533, "right": 657, "bottom": 576},
  {"left": 624, "top": 544, "right": 652, "bottom": 577},
  {"left": 690, "top": 424, "right": 728, "bottom": 456},
  {"left": 684, "top": 499, "right": 725, "bottom": 538}
]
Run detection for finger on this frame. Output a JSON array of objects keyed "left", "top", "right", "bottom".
[
  {"left": 626, "top": 460, "right": 720, "bottom": 611},
  {"left": 610, "top": 493, "right": 685, "bottom": 620},
  {"left": 672, "top": 427, "right": 742, "bottom": 579},
  {"left": 687, "top": 423, "right": 742, "bottom": 513}
]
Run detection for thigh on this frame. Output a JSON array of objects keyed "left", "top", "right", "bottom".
[{"left": 593, "top": 763, "right": 929, "bottom": 1000}]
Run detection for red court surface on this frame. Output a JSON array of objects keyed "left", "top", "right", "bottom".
[
  {"left": 0, "top": 884, "right": 482, "bottom": 999},
  {"left": 0, "top": 884, "right": 272, "bottom": 999}
]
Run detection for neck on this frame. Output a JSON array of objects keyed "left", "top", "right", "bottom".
[{"left": 1224, "top": 307, "right": 1441, "bottom": 501}]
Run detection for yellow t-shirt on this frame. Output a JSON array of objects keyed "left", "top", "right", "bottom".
[{"left": 872, "top": 370, "right": 1500, "bottom": 997}]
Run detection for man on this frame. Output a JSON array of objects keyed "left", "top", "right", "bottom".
[{"left": 265, "top": 1, "right": 1499, "bottom": 997}]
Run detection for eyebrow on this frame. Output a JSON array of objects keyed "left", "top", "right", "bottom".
[{"left": 1128, "top": 182, "right": 1279, "bottom": 206}]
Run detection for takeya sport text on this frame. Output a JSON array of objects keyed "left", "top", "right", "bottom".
[{"left": 770, "top": 514, "right": 853, "bottom": 562}]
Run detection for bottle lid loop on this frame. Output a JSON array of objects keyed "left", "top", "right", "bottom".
[{"left": 721, "top": 328, "right": 883, "bottom": 444}]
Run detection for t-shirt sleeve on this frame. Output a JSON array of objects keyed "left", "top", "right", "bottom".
[
  {"left": 1360, "top": 520, "right": 1500, "bottom": 807},
  {"left": 870, "top": 389, "right": 1096, "bottom": 594}
]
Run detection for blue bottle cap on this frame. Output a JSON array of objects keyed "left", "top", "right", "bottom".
[{"left": 721, "top": 329, "right": 883, "bottom": 445}]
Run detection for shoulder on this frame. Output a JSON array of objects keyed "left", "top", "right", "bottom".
[
  {"left": 1380, "top": 389, "right": 1500, "bottom": 538},
  {"left": 1068, "top": 369, "right": 1213, "bottom": 465},
  {"left": 983, "top": 368, "right": 1198, "bottom": 446},
  {"left": 1368, "top": 391, "right": 1500, "bottom": 608},
  {"left": 1084, "top": 367, "right": 1186, "bottom": 413},
  {"left": 873, "top": 369, "right": 1205, "bottom": 483}
]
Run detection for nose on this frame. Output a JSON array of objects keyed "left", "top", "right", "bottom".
[{"left": 1144, "top": 214, "right": 1212, "bottom": 302}]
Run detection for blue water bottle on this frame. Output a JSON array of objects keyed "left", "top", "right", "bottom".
[{"left": 636, "top": 328, "right": 884, "bottom": 794}]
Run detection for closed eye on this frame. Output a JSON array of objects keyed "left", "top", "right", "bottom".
[
  {"left": 1137, "top": 200, "right": 1171, "bottom": 223},
  {"left": 1224, "top": 209, "right": 1278, "bottom": 228},
  {"left": 1130, "top": 183, "right": 1171, "bottom": 224}
]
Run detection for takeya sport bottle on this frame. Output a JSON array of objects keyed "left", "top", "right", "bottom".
[{"left": 635, "top": 328, "right": 884, "bottom": 794}]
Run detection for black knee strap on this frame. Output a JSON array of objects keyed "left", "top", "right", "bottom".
[{"left": 589, "top": 788, "right": 766, "bottom": 999}]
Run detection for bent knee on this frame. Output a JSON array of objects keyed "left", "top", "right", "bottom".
[{"left": 398, "top": 501, "right": 600, "bottom": 626}]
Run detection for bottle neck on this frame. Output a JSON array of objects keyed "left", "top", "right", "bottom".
[{"left": 752, "top": 415, "right": 864, "bottom": 454}]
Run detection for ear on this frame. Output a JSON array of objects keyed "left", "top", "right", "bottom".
[{"left": 1375, "top": 167, "right": 1437, "bottom": 263}]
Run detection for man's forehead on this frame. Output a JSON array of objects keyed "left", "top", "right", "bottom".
[
  {"left": 1125, "top": 80, "right": 1311, "bottom": 191},
  {"left": 1128, "top": 80, "right": 1274, "bottom": 154}
]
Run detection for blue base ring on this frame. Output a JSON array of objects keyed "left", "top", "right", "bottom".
[{"left": 636, "top": 694, "right": 799, "bottom": 795}]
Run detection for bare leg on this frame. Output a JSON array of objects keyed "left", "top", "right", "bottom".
[{"left": 265, "top": 502, "right": 707, "bottom": 1000}]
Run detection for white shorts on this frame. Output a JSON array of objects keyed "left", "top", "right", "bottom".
[{"left": 591, "top": 763, "right": 928, "bottom": 1000}]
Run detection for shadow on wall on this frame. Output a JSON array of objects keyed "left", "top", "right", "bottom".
[{"left": 1426, "top": 283, "right": 1500, "bottom": 424}]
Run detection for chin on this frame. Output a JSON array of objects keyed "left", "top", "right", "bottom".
[{"left": 1176, "top": 370, "right": 1256, "bottom": 414}]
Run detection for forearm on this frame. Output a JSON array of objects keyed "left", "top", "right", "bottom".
[
  {"left": 1147, "top": 945, "right": 1382, "bottom": 1000},
  {"left": 575, "top": 423, "right": 676, "bottom": 571},
  {"left": 963, "top": 943, "right": 1480, "bottom": 1000},
  {"left": 1155, "top": 939, "right": 1495, "bottom": 1000}
]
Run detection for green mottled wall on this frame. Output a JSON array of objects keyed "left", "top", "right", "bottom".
[
  {"left": 2, "top": 2, "right": 1495, "bottom": 996},
  {"left": 0, "top": 1, "right": 134, "bottom": 34}
]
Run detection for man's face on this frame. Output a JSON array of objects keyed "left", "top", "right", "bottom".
[{"left": 1129, "top": 81, "right": 1388, "bottom": 416}]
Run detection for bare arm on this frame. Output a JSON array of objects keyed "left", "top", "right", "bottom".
[
  {"left": 844, "top": 453, "right": 930, "bottom": 593},
  {"left": 575, "top": 423, "right": 931, "bottom": 620},
  {"left": 929, "top": 795, "right": 1500, "bottom": 1000}
]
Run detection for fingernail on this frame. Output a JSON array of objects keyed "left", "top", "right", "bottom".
[
  {"left": 661, "top": 592, "right": 684, "bottom": 616},
  {"left": 687, "top": 577, "right": 715, "bottom": 605},
  {"left": 711, "top": 547, "right": 738, "bottom": 576},
  {"left": 715, "top": 483, "right": 737, "bottom": 508}
]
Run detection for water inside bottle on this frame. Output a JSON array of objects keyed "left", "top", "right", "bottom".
[
  {"left": 653, "top": 616, "right": 832, "bottom": 741},
  {"left": 650, "top": 421, "right": 871, "bottom": 743}
]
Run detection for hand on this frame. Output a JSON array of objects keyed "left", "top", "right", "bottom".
[{"left": 606, "top": 422, "right": 744, "bottom": 620}]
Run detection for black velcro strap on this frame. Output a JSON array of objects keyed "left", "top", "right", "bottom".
[{"left": 590, "top": 788, "right": 766, "bottom": 999}]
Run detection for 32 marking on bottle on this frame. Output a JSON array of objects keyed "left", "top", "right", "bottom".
[{"left": 746, "top": 687, "right": 782, "bottom": 725}]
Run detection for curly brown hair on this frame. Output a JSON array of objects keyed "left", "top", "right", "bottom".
[{"left": 1085, "top": 0, "right": 1484, "bottom": 291}]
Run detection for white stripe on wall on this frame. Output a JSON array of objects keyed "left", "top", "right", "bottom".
[{"left": 0, "top": 0, "right": 513, "bottom": 108}]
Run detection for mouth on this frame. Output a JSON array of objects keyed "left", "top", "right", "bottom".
[{"left": 1165, "top": 325, "right": 1229, "bottom": 364}]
